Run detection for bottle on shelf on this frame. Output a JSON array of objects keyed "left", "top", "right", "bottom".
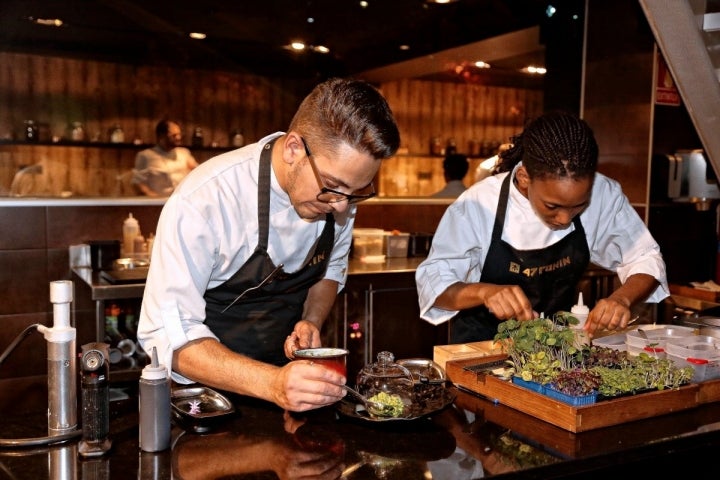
[
  {"left": 146, "top": 233, "right": 155, "bottom": 262},
  {"left": 231, "top": 129, "right": 244, "bottom": 147},
  {"left": 133, "top": 234, "right": 147, "bottom": 258},
  {"left": 430, "top": 136, "right": 443, "bottom": 156},
  {"left": 191, "top": 127, "right": 204, "bottom": 147},
  {"left": 122, "top": 213, "right": 141, "bottom": 257}
]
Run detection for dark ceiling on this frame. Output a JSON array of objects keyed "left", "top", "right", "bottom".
[{"left": 0, "top": 0, "right": 568, "bottom": 81}]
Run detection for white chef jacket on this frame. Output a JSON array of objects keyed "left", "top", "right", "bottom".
[
  {"left": 416, "top": 165, "right": 669, "bottom": 325},
  {"left": 132, "top": 145, "right": 199, "bottom": 196},
  {"left": 137, "top": 133, "right": 355, "bottom": 382}
]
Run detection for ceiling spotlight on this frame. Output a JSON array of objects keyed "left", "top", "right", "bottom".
[
  {"left": 399, "top": 44, "right": 410, "bottom": 51},
  {"left": 28, "top": 16, "right": 64, "bottom": 27},
  {"left": 359, "top": 1, "right": 369, "bottom": 8},
  {"left": 426, "top": 0, "right": 459, "bottom": 4},
  {"left": 290, "top": 42, "right": 306, "bottom": 51},
  {"left": 474, "top": 61, "right": 490, "bottom": 69},
  {"left": 313, "top": 45, "right": 330, "bottom": 54},
  {"left": 188, "top": 32, "right": 206, "bottom": 40},
  {"left": 522, "top": 66, "right": 547, "bottom": 74}
]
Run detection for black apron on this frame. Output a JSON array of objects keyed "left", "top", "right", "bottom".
[
  {"left": 204, "top": 140, "right": 336, "bottom": 366},
  {"left": 450, "top": 172, "right": 590, "bottom": 343}
]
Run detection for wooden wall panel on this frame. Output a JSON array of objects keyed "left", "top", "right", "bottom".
[
  {"left": 0, "top": 52, "right": 309, "bottom": 146},
  {"left": 377, "top": 79, "right": 542, "bottom": 196},
  {"left": 1, "top": 53, "right": 541, "bottom": 197},
  {"left": 379, "top": 79, "right": 542, "bottom": 157}
]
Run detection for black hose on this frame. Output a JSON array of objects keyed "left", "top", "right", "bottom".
[
  {"left": 0, "top": 430, "right": 82, "bottom": 448},
  {"left": 0, "top": 324, "right": 83, "bottom": 448},
  {"left": 0, "top": 324, "right": 41, "bottom": 365}
]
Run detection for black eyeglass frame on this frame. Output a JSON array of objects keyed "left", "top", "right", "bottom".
[{"left": 300, "top": 137, "right": 376, "bottom": 204}]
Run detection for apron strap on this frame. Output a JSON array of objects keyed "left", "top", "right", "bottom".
[{"left": 256, "top": 140, "right": 275, "bottom": 251}]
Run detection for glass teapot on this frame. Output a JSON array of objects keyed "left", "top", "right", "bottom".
[{"left": 356, "top": 351, "right": 414, "bottom": 414}]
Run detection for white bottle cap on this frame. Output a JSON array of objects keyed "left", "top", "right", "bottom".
[
  {"left": 571, "top": 292, "right": 590, "bottom": 315},
  {"left": 142, "top": 346, "right": 167, "bottom": 380},
  {"left": 124, "top": 213, "right": 139, "bottom": 228}
]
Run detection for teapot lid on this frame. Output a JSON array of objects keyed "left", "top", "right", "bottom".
[{"left": 360, "top": 351, "right": 413, "bottom": 380}]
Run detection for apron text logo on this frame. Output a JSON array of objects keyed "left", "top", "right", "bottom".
[
  {"left": 309, "top": 252, "right": 326, "bottom": 266},
  {"left": 514, "top": 256, "right": 572, "bottom": 278}
]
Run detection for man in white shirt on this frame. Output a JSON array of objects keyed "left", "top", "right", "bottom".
[
  {"left": 132, "top": 120, "right": 198, "bottom": 197},
  {"left": 137, "top": 78, "right": 400, "bottom": 413},
  {"left": 416, "top": 112, "right": 668, "bottom": 343}
]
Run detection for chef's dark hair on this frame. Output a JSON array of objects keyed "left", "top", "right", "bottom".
[
  {"left": 289, "top": 77, "right": 400, "bottom": 160},
  {"left": 495, "top": 111, "right": 598, "bottom": 180}
]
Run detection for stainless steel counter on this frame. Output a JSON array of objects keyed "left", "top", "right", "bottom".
[{"left": 73, "top": 258, "right": 427, "bottom": 299}]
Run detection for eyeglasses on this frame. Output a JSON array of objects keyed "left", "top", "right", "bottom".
[{"left": 301, "top": 137, "right": 376, "bottom": 204}]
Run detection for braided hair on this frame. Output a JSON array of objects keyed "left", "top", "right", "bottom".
[{"left": 495, "top": 112, "right": 598, "bottom": 180}]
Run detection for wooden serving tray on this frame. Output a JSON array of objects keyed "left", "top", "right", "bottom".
[
  {"left": 669, "top": 283, "right": 720, "bottom": 302},
  {"left": 446, "top": 356, "right": 704, "bottom": 433}
]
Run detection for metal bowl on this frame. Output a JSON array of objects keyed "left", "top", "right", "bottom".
[
  {"left": 397, "top": 358, "right": 446, "bottom": 385},
  {"left": 114, "top": 257, "right": 149, "bottom": 270},
  {"left": 171, "top": 386, "right": 235, "bottom": 433}
]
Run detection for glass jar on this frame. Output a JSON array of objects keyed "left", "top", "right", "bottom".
[
  {"left": 109, "top": 124, "right": 125, "bottom": 143},
  {"left": 356, "top": 351, "right": 414, "bottom": 408},
  {"left": 71, "top": 122, "right": 85, "bottom": 141}
]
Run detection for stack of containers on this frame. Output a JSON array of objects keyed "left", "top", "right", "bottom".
[
  {"left": 625, "top": 325, "right": 696, "bottom": 358},
  {"left": 352, "top": 228, "right": 385, "bottom": 263},
  {"left": 384, "top": 231, "right": 410, "bottom": 258},
  {"left": 666, "top": 335, "right": 720, "bottom": 382}
]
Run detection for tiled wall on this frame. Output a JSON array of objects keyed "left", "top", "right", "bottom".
[
  {"left": 0, "top": 201, "right": 447, "bottom": 379},
  {"left": 0, "top": 204, "right": 163, "bottom": 379}
]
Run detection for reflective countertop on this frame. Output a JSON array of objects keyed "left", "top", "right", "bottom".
[{"left": 1, "top": 376, "right": 720, "bottom": 479}]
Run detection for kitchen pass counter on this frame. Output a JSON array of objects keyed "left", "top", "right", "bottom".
[{"left": 1, "top": 375, "right": 720, "bottom": 479}]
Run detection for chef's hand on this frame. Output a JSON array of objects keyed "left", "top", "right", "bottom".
[
  {"left": 274, "top": 358, "right": 346, "bottom": 412},
  {"left": 584, "top": 297, "right": 632, "bottom": 338},
  {"left": 482, "top": 284, "right": 537, "bottom": 321},
  {"left": 284, "top": 320, "right": 322, "bottom": 359}
]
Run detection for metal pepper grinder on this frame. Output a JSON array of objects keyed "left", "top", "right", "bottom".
[{"left": 79, "top": 342, "right": 112, "bottom": 457}]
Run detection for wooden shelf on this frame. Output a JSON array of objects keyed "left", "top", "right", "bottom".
[{"left": 0, "top": 139, "right": 231, "bottom": 151}]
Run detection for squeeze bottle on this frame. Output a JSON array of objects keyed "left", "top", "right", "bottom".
[
  {"left": 139, "top": 346, "right": 171, "bottom": 452},
  {"left": 571, "top": 292, "right": 590, "bottom": 329},
  {"left": 122, "top": 213, "right": 140, "bottom": 257}
]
